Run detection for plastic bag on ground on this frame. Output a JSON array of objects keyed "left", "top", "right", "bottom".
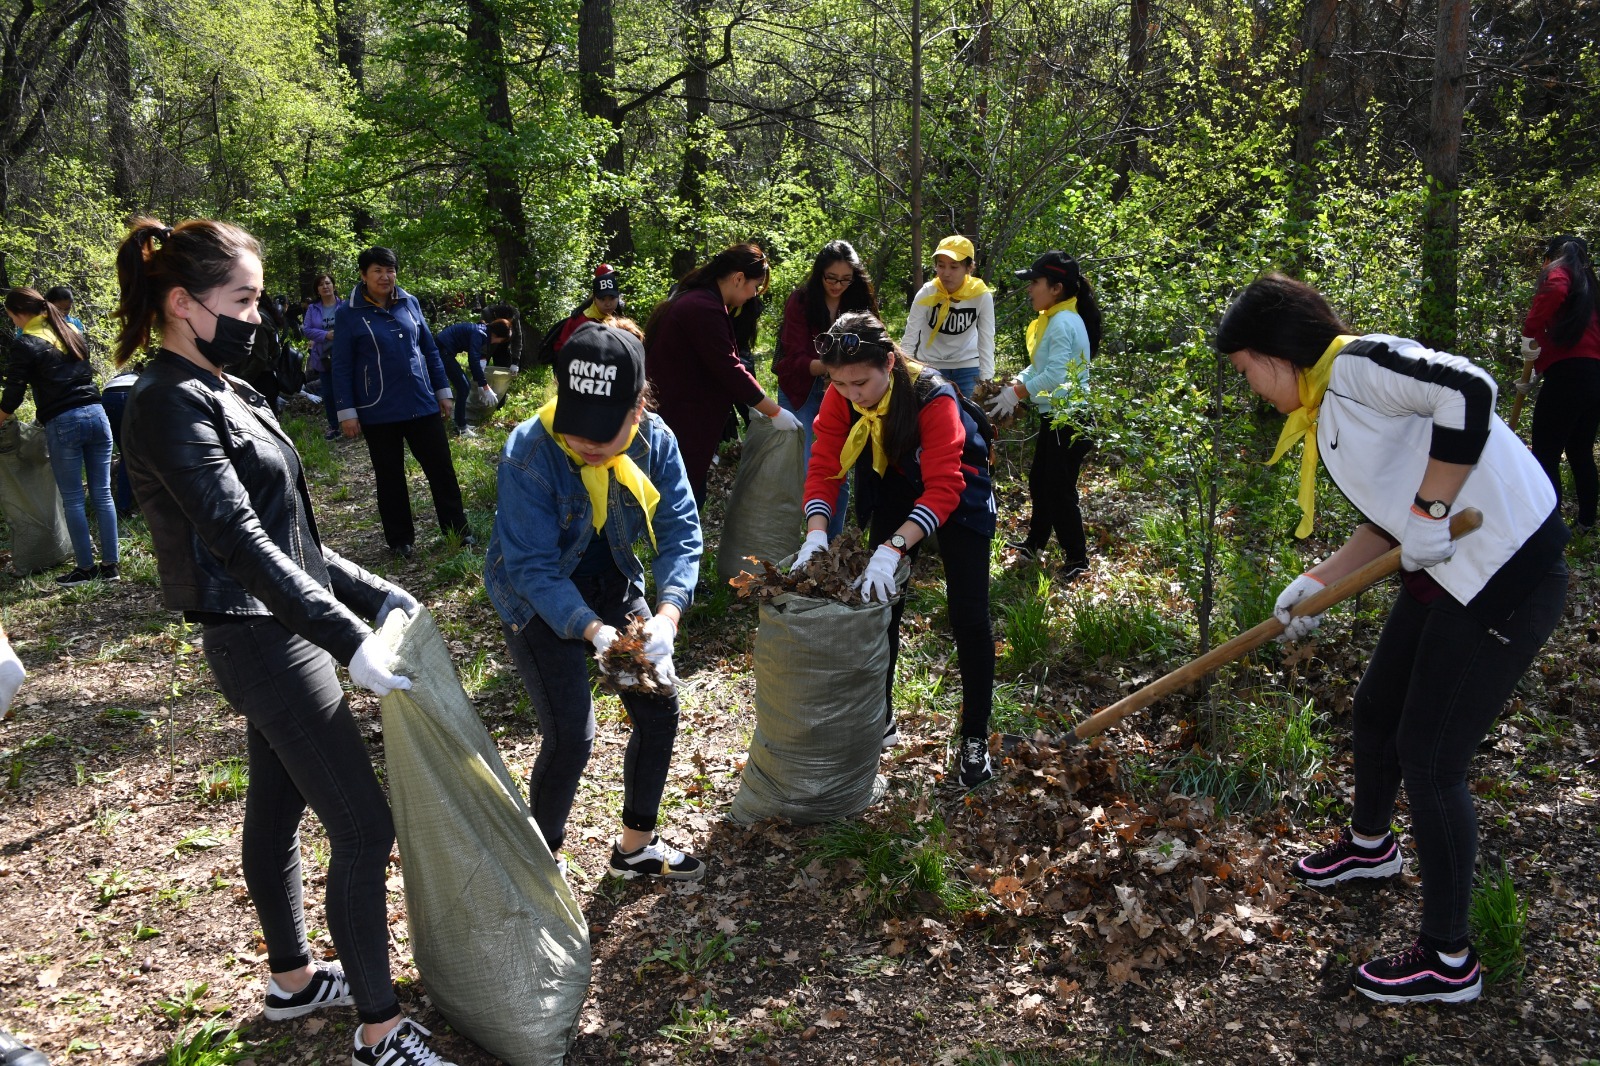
[
  {"left": 486, "top": 366, "right": 515, "bottom": 402},
  {"left": 716, "top": 412, "right": 807, "bottom": 584},
  {"left": 0, "top": 420, "right": 73, "bottom": 574},
  {"left": 378, "top": 607, "right": 589, "bottom": 1066},
  {"left": 465, "top": 383, "right": 499, "bottom": 426}
]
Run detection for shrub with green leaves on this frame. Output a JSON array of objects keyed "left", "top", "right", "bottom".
[{"left": 1471, "top": 861, "right": 1527, "bottom": 985}]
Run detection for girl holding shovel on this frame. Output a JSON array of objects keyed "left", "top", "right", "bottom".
[{"left": 1218, "top": 273, "right": 1568, "bottom": 1005}]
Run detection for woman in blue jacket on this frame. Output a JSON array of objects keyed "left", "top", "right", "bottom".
[
  {"left": 331, "top": 247, "right": 471, "bottom": 556},
  {"left": 434, "top": 317, "right": 510, "bottom": 437},
  {"left": 485, "top": 321, "right": 706, "bottom": 881}
]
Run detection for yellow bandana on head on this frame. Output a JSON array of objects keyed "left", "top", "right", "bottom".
[
  {"left": 832, "top": 371, "right": 897, "bottom": 480},
  {"left": 1024, "top": 298, "right": 1078, "bottom": 365},
  {"left": 536, "top": 399, "right": 660, "bottom": 548},
  {"left": 914, "top": 276, "right": 989, "bottom": 338},
  {"left": 1266, "top": 335, "right": 1359, "bottom": 538},
  {"left": 583, "top": 301, "right": 607, "bottom": 322}
]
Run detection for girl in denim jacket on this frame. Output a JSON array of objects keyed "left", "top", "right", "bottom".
[{"left": 485, "top": 321, "right": 707, "bottom": 880}]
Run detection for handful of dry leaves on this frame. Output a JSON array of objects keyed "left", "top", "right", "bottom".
[
  {"left": 972, "top": 378, "right": 1019, "bottom": 430},
  {"left": 728, "top": 536, "right": 873, "bottom": 604},
  {"left": 595, "top": 617, "right": 676, "bottom": 696}
]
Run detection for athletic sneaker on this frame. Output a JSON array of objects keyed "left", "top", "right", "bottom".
[
  {"left": 1353, "top": 941, "right": 1482, "bottom": 1005},
  {"left": 607, "top": 834, "right": 705, "bottom": 882},
  {"left": 352, "top": 1018, "right": 456, "bottom": 1066},
  {"left": 956, "top": 736, "right": 993, "bottom": 789},
  {"left": 1290, "top": 827, "right": 1402, "bottom": 887},
  {"left": 55, "top": 566, "right": 98, "bottom": 588},
  {"left": 0, "top": 1028, "right": 50, "bottom": 1066},
  {"left": 882, "top": 714, "right": 901, "bottom": 750},
  {"left": 95, "top": 563, "right": 120, "bottom": 582},
  {"left": 263, "top": 961, "right": 355, "bottom": 1021}
]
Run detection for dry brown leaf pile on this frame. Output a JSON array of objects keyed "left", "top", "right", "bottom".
[
  {"left": 595, "top": 617, "right": 675, "bottom": 695},
  {"left": 728, "top": 536, "right": 872, "bottom": 604}
]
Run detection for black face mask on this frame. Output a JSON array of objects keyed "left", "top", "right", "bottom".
[{"left": 192, "top": 301, "right": 257, "bottom": 369}]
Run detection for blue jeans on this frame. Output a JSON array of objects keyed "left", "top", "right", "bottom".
[
  {"left": 45, "top": 404, "right": 118, "bottom": 570},
  {"left": 938, "top": 365, "right": 980, "bottom": 398},
  {"left": 779, "top": 379, "right": 848, "bottom": 540}
]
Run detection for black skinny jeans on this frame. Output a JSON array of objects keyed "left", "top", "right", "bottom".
[
  {"left": 501, "top": 568, "right": 681, "bottom": 852},
  {"left": 361, "top": 414, "right": 470, "bottom": 549},
  {"left": 202, "top": 617, "right": 399, "bottom": 1025},
  {"left": 1350, "top": 564, "right": 1567, "bottom": 953},
  {"left": 870, "top": 510, "right": 995, "bottom": 740},
  {"left": 1529, "top": 357, "right": 1600, "bottom": 527},
  {"left": 1024, "top": 413, "right": 1093, "bottom": 564}
]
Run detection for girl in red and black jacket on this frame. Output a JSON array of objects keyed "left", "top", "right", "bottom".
[
  {"left": 1520, "top": 234, "right": 1600, "bottom": 534},
  {"left": 791, "top": 311, "right": 998, "bottom": 789}
]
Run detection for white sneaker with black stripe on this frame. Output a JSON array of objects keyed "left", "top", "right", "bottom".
[
  {"left": 263, "top": 961, "right": 355, "bottom": 1021},
  {"left": 607, "top": 834, "right": 706, "bottom": 881},
  {"left": 352, "top": 1018, "right": 456, "bottom": 1066}
]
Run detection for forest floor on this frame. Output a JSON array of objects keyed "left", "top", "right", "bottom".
[{"left": 1, "top": 384, "right": 1598, "bottom": 1066}]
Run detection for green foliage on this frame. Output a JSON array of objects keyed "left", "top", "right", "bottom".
[
  {"left": 165, "top": 1020, "right": 249, "bottom": 1066},
  {"left": 196, "top": 759, "right": 248, "bottom": 804},
  {"left": 1002, "top": 571, "right": 1056, "bottom": 671},
  {"left": 1063, "top": 574, "right": 1188, "bottom": 664},
  {"left": 1471, "top": 862, "right": 1528, "bottom": 985},
  {"left": 637, "top": 929, "right": 744, "bottom": 979},
  {"left": 1167, "top": 693, "right": 1332, "bottom": 814},
  {"left": 807, "top": 805, "right": 980, "bottom": 917}
]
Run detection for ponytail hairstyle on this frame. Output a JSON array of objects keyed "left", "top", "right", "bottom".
[
  {"left": 645, "top": 243, "right": 770, "bottom": 343},
  {"left": 4, "top": 287, "right": 89, "bottom": 362},
  {"left": 1214, "top": 271, "right": 1351, "bottom": 369},
  {"left": 1035, "top": 255, "right": 1103, "bottom": 358},
  {"left": 818, "top": 310, "right": 922, "bottom": 466},
  {"left": 113, "top": 217, "right": 262, "bottom": 368},
  {"left": 1540, "top": 235, "right": 1598, "bottom": 350},
  {"left": 804, "top": 240, "right": 880, "bottom": 332}
]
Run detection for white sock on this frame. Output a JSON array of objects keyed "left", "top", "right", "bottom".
[
  {"left": 1351, "top": 830, "right": 1388, "bottom": 849},
  {"left": 1437, "top": 949, "right": 1469, "bottom": 966}
]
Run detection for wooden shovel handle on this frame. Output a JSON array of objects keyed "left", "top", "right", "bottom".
[
  {"left": 1509, "top": 361, "right": 1534, "bottom": 432},
  {"left": 1072, "top": 508, "right": 1484, "bottom": 741}
]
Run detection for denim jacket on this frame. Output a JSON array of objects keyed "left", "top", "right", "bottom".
[{"left": 485, "top": 411, "right": 702, "bottom": 639}]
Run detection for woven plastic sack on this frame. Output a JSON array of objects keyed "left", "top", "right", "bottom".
[
  {"left": 0, "top": 421, "right": 72, "bottom": 575},
  {"left": 729, "top": 560, "right": 906, "bottom": 825},
  {"left": 378, "top": 607, "right": 589, "bottom": 1065},
  {"left": 486, "top": 367, "right": 515, "bottom": 402},
  {"left": 716, "top": 413, "right": 807, "bottom": 583},
  {"left": 465, "top": 383, "right": 499, "bottom": 426}
]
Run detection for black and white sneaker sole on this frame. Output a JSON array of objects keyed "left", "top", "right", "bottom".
[
  {"left": 262, "top": 976, "right": 354, "bottom": 1020},
  {"left": 607, "top": 863, "right": 706, "bottom": 883},
  {"left": 1294, "top": 851, "right": 1403, "bottom": 888},
  {"left": 1354, "top": 979, "right": 1482, "bottom": 1005}
]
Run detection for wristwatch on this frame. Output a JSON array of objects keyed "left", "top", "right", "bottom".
[
  {"left": 1413, "top": 494, "right": 1449, "bottom": 520},
  {"left": 888, "top": 533, "right": 910, "bottom": 553}
]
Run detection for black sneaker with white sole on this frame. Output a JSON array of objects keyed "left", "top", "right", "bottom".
[
  {"left": 882, "top": 714, "right": 901, "bottom": 750},
  {"left": 263, "top": 961, "right": 355, "bottom": 1021},
  {"left": 352, "top": 1018, "right": 456, "bottom": 1066},
  {"left": 55, "top": 566, "right": 98, "bottom": 588},
  {"left": 607, "top": 834, "right": 705, "bottom": 881},
  {"left": 1353, "top": 941, "right": 1482, "bottom": 1005},
  {"left": 1290, "top": 827, "right": 1402, "bottom": 887},
  {"left": 956, "top": 736, "right": 993, "bottom": 788}
]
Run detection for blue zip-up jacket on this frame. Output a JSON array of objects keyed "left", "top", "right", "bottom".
[
  {"left": 484, "top": 410, "right": 702, "bottom": 640},
  {"left": 434, "top": 322, "right": 490, "bottom": 387},
  {"left": 330, "top": 283, "right": 452, "bottom": 424}
]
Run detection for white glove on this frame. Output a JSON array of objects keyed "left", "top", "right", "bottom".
[
  {"left": 590, "top": 624, "right": 620, "bottom": 657},
  {"left": 508, "top": 363, "right": 520, "bottom": 374},
  {"left": 0, "top": 636, "right": 26, "bottom": 714},
  {"left": 790, "top": 529, "right": 829, "bottom": 572},
  {"left": 375, "top": 586, "right": 419, "bottom": 628},
  {"left": 1514, "top": 378, "right": 1537, "bottom": 397},
  {"left": 348, "top": 634, "right": 412, "bottom": 697},
  {"left": 477, "top": 385, "right": 498, "bottom": 407},
  {"left": 985, "top": 384, "right": 1022, "bottom": 419},
  {"left": 1520, "top": 336, "right": 1541, "bottom": 361},
  {"left": 770, "top": 407, "right": 803, "bottom": 432},
  {"left": 854, "top": 544, "right": 903, "bottom": 603},
  {"left": 1273, "top": 573, "right": 1326, "bottom": 644},
  {"left": 1401, "top": 505, "right": 1455, "bottom": 572},
  {"left": 640, "top": 614, "right": 679, "bottom": 689}
]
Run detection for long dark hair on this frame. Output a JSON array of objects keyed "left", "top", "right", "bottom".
[
  {"left": 4, "top": 287, "right": 88, "bottom": 362},
  {"left": 645, "top": 243, "right": 770, "bottom": 343},
  {"left": 803, "top": 240, "right": 879, "bottom": 332},
  {"left": 1033, "top": 256, "right": 1103, "bottom": 358},
  {"left": 113, "top": 216, "right": 262, "bottom": 368},
  {"left": 817, "top": 311, "right": 922, "bottom": 467},
  {"left": 1214, "top": 271, "right": 1351, "bottom": 369},
  {"left": 1540, "top": 235, "right": 1598, "bottom": 349}
]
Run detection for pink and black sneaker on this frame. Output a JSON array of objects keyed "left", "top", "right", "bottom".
[
  {"left": 1353, "top": 941, "right": 1482, "bottom": 1004},
  {"left": 1290, "top": 827, "right": 1402, "bottom": 887}
]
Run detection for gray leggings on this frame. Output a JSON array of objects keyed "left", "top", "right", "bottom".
[{"left": 202, "top": 617, "right": 398, "bottom": 1025}]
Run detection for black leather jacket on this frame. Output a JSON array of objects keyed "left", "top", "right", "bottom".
[
  {"left": 122, "top": 349, "right": 392, "bottom": 663},
  {"left": 1, "top": 332, "right": 101, "bottom": 423}
]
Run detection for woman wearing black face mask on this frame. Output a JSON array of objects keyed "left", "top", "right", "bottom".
[{"left": 113, "top": 218, "right": 450, "bottom": 1066}]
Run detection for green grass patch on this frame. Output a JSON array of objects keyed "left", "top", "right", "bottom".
[
  {"left": 1167, "top": 693, "right": 1332, "bottom": 814},
  {"left": 1471, "top": 861, "right": 1527, "bottom": 985},
  {"left": 1063, "top": 574, "right": 1186, "bottom": 663},
  {"left": 807, "top": 805, "right": 981, "bottom": 917},
  {"left": 1002, "top": 570, "right": 1056, "bottom": 671},
  {"left": 195, "top": 758, "right": 247, "bottom": 804}
]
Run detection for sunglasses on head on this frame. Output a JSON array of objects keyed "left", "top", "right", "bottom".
[{"left": 813, "top": 332, "right": 885, "bottom": 357}]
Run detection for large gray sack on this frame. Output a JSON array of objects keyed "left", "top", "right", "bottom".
[
  {"left": 716, "top": 412, "right": 807, "bottom": 583},
  {"left": 378, "top": 608, "right": 589, "bottom": 1066},
  {"left": 0, "top": 421, "right": 73, "bottom": 574},
  {"left": 730, "top": 581, "right": 899, "bottom": 825}
]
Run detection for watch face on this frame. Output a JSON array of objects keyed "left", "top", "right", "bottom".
[
  {"left": 1429, "top": 501, "right": 1448, "bottom": 519},
  {"left": 890, "top": 534, "right": 908, "bottom": 550}
]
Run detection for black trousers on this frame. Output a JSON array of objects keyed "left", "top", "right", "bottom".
[
  {"left": 1023, "top": 412, "right": 1093, "bottom": 564},
  {"left": 361, "top": 414, "right": 470, "bottom": 549},
  {"left": 1529, "top": 356, "right": 1600, "bottom": 527}
]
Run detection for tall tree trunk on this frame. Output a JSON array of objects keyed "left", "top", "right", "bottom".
[
  {"left": 957, "top": 0, "right": 991, "bottom": 243},
  {"left": 1420, "top": 0, "right": 1469, "bottom": 350},
  {"left": 330, "top": 0, "right": 374, "bottom": 238},
  {"left": 579, "top": 0, "right": 634, "bottom": 263},
  {"left": 105, "top": 0, "right": 138, "bottom": 205},
  {"left": 1288, "top": 0, "right": 1339, "bottom": 267},
  {"left": 670, "top": 0, "right": 711, "bottom": 281},
  {"left": 466, "top": 0, "right": 537, "bottom": 317},
  {"left": 909, "top": 0, "right": 924, "bottom": 292},
  {"left": 1111, "top": 0, "right": 1149, "bottom": 203}
]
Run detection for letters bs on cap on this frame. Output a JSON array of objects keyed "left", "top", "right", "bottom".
[{"left": 553, "top": 320, "right": 645, "bottom": 442}]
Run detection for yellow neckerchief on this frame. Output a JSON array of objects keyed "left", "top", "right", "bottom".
[
  {"left": 583, "top": 300, "right": 607, "bottom": 322},
  {"left": 1267, "top": 334, "right": 1359, "bottom": 538},
  {"left": 536, "top": 399, "right": 659, "bottom": 547},
  {"left": 22, "top": 314, "right": 65, "bottom": 353},
  {"left": 832, "top": 359, "right": 925, "bottom": 479},
  {"left": 1024, "top": 298, "right": 1078, "bottom": 365},
  {"left": 914, "top": 275, "right": 989, "bottom": 336}
]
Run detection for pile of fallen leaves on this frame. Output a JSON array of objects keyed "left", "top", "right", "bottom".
[
  {"left": 595, "top": 617, "right": 675, "bottom": 695},
  {"left": 972, "top": 378, "right": 1019, "bottom": 430},
  {"left": 728, "top": 536, "right": 872, "bottom": 604}
]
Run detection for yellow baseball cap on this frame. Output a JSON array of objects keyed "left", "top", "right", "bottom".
[{"left": 933, "top": 235, "right": 975, "bottom": 262}]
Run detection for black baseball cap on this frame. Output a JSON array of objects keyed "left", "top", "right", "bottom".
[
  {"left": 1013, "top": 251, "right": 1080, "bottom": 285},
  {"left": 552, "top": 321, "right": 645, "bottom": 442},
  {"left": 593, "top": 263, "right": 620, "bottom": 296}
]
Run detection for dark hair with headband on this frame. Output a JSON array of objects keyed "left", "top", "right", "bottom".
[
  {"left": 5, "top": 287, "right": 88, "bottom": 362},
  {"left": 1215, "top": 271, "right": 1351, "bottom": 369},
  {"left": 112, "top": 217, "right": 263, "bottom": 368},
  {"left": 1539, "top": 235, "right": 1598, "bottom": 350},
  {"left": 818, "top": 310, "right": 924, "bottom": 467}
]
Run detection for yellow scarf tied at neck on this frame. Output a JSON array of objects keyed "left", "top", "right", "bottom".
[
  {"left": 23, "top": 314, "right": 65, "bottom": 353},
  {"left": 583, "top": 301, "right": 608, "bottom": 322},
  {"left": 1266, "top": 335, "right": 1359, "bottom": 538},
  {"left": 536, "top": 399, "right": 660, "bottom": 547},
  {"left": 915, "top": 276, "right": 990, "bottom": 336},
  {"left": 1024, "top": 298, "right": 1078, "bottom": 365}
]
